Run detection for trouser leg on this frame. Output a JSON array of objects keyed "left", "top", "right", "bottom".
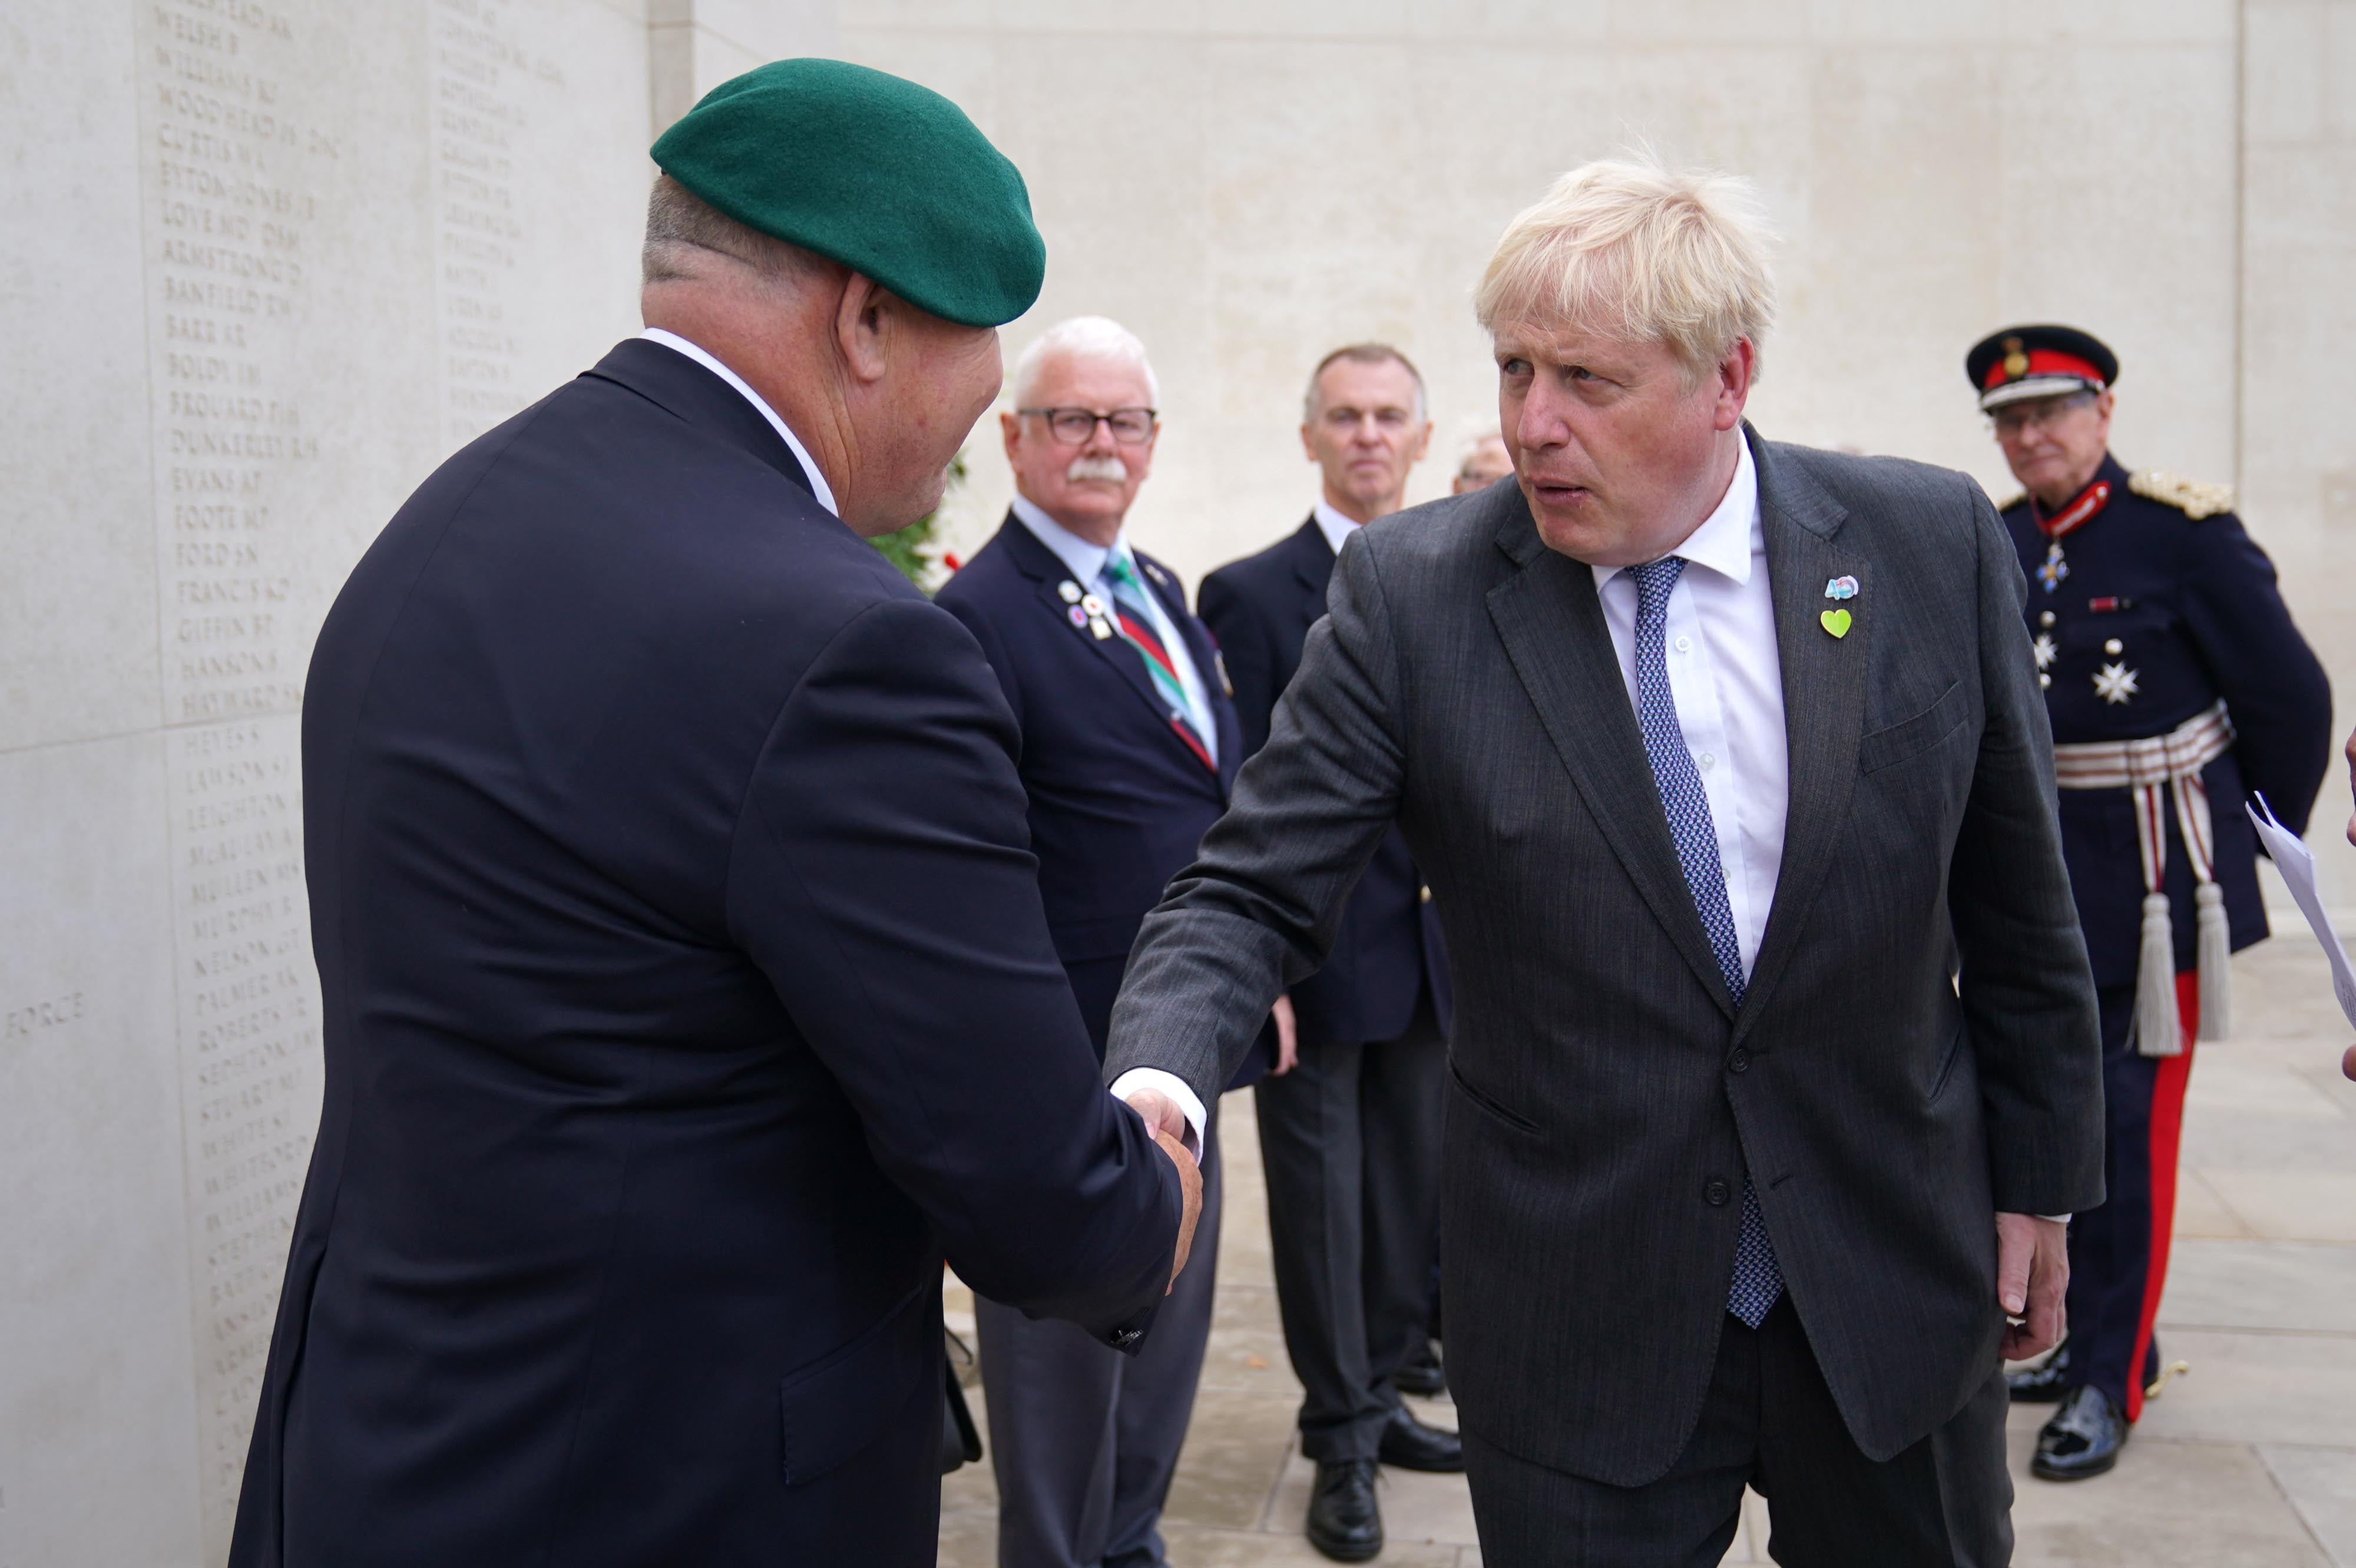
[
  {"left": 975, "top": 1294, "right": 1121, "bottom": 1568},
  {"left": 1256, "top": 1034, "right": 1389, "bottom": 1461},
  {"left": 1103, "top": 1117, "right": 1223, "bottom": 1568},
  {"left": 1754, "top": 1299, "right": 2014, "bottom": 1566},
  {"left": 2069, "top": 980, "right": 2195, "bottom": 1420},
  {"left": 1461, "top": 1317, "right": 1752, "bottom": 1568},
  {"left": 1356, "top": 999, "right": 1447, "bottom": 1394}
]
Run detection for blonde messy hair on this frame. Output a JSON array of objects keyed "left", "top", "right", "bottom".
[{"left": 1474, "top": 158, "right": 1778, "bottom": 382}]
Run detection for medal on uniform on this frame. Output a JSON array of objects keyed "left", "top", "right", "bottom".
[
  {"left": 2033, "top": 479, "right": 2110, "bottom": 594},
  {"left": 2038, "top": 541, "right": 2070, "bottom": 593},
  {"left": 1058, "top": 580, "right": 1083, "bottom": 604}
]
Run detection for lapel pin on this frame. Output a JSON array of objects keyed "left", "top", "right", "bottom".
[
  {"left": 1824, "top": 575, "right": 1858, "bottom": 600},
  {"left": 1058, "top": 580, "right": 1082, "bottom": 604},
  {"left": 1820, "top": 608, "right": 1852, "bottom": 640},
  {"left": 1090, "top": 617, "right": 1116, "bottom": 641},
  {"left": 1081, "top": 593, "right": 1107, "bottom": 618},
  {"left": 1067, "top": 606, "right": 1088, "bottom": 628}
]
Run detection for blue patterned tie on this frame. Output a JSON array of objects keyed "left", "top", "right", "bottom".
[{"left": 1625, "top": 557, "right": 1785, "bottom": 1329}]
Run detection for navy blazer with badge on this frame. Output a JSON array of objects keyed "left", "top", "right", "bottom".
[
  {"left": 1200, "top": 518, "right": 1452, "bottom": 1044},
  {"left": 227, "top": 339, "right": 1183, "bottom": 1568},
  {"left": 937, "top": 515, "right": 1268, "bottom": 1083},
  {"left": 2000, "top": 454, "right": 2332, "bottom": 987}
]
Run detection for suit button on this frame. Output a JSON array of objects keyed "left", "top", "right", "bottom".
[
  {"left": 1705, "top": 1178, "right": 1732, "bottom": 1207},
  {"left": 1419, "top": 886, "right": 1432, "bottom": 904},
  {"left": 1726, "top": 1048, "right": 1749, "bottom": 1074},
  {"left": 1108, "top": 1326, "right": 1141, "bottom": 1349}
]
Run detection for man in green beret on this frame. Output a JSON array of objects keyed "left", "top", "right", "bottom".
[{"left": 227, "top": 59, "right": 1198, "bottom": 1568}]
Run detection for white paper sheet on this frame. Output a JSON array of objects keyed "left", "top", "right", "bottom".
[{"left": 2247, "top": 794, "right": 2356, "bottom": 1031}]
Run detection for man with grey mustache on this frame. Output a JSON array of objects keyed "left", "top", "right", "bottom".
[{"left": 935, "top": 316, "right": 1264, "bottom": 1568}]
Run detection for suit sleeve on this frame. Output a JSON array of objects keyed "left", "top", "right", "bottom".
[
  {"left": 2178, "top": 511, "right": 2334, "bottom": 838},
  {"left": 1106, "top": 533, "right": 1408, "bottom": 1110},
  {"left": 1199, "top": 568, "right": 1280, "bottom": 760},
  {"left": 724, "top": 597, "right": 1177, "bottom": 1338},
  {"left": 1947, "top": 478, "right": 2107, "bottom": 1216}
]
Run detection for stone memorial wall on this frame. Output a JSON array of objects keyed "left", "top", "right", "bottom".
[{"left": 4, "top": 0, "right": 763, "bottom": 1559}]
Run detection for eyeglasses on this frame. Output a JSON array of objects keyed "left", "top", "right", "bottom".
[
  {"left": 1990, "top": 392, "right": 2094, "bottom": 441},
  {"left": 1018, "top": 406, "right": 1158, "bottom": 445}
]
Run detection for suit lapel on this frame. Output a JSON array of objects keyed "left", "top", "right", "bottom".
[
  {"left": 1734, "top": 435, "right": 1864, "bottom": 1042},
  {"left": 1289, "top": 517, "right": 1334, "bottom": 628},
  {"left": 1483, "top": 490, "right": 1738, "bottom": 1017},
  {"left": 1000, "top": 515, "right": 1221, "bottom": 785}
]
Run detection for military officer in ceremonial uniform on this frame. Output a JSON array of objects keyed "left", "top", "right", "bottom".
[{"left": 1967, "top": 324, "right": 2334, "bottom": 1481}]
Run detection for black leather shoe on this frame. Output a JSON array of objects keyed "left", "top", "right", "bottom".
[
  {"left": 2007, "top": 1338, "right": 2072, "bottom": 1403},
  {"left": 1392, "top": 1339, "right": 1447, "bottom": 1397},
  {"left": 1305, "top": 1458, "right": 1382, "bottom": 1563},
  {"left": 2032, "top": 1385, "right": 2127, "bottom": 1481},
  {"left": 1376, "top": 1403, "right": 1465, "bottom": 1473}
]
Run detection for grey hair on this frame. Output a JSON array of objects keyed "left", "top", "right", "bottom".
[
  {"left": 1009, "top": 316, "right": 1161, "bottom": 409},
  {"left": 642, "top": 173, "right": 820, "bottom": 290},
  {"left": 1302, "top": 343, "right": 1427, "bottom": 424}
]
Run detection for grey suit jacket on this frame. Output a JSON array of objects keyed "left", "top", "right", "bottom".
[{"left": 1106, "top": 429, "right": 2103, "bottom": 1484}]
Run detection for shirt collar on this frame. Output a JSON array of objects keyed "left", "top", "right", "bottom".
[
  {"left": 636, "top": 328, "right": 840, "bottom": 518},
  {"left": 1589, "top": 434, "right": 1760, "bottom": 594},
  {"left": 1311, "top": 498, "right": 1362, "bottom": 558},
  {"left": 1010, "top": 492, "right": 1125, "bottom": 588}
]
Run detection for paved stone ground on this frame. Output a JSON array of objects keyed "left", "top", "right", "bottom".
[{"left": 943, "top": 940, "right": 2356, "bottom": 1566}]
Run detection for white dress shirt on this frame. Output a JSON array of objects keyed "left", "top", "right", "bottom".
[
  {"left": 1311, "top": 497, "right": 1361, "bottom": 558},
  {"left": 1008, "top": 494, "right": 1217, "bottom": 766},
  {"left": 637, "top": 328, "right": 840, "bottom": 518},
  {"left": 1589, "top": 434, "right": 1787, "bottom": 977}
]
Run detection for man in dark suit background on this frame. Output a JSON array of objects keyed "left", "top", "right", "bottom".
[
  {"left": 1196, "top": 343, "right": 1460, "bottom": 1562},
  {"left": 936, "top": 316, "right": 1260, "bottom": 1568},
  {"left": 1111, "top": 157, "right": 2103, "bottom": 1564},
  {"left": 228, "top": 64, "right": 1197, "bottom": 1568}
]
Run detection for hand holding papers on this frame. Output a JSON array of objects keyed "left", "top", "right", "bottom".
[{"left": 2246, "top": 794, "right": 2356, "bottom": 1033}]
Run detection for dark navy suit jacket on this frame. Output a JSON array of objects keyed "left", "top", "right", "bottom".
[
  {"left": 1200, "top": 517, "right": 1451, "bottom": 1044},
  {"left": 227, "top": 339, "right": 1182, "bottom": 1568},
  {"left": 938, "top": 515, "right": 1269, "bottom": 1086},
  {"left": 2000, "top": 454, "right": 2332, "bottom": 987}
]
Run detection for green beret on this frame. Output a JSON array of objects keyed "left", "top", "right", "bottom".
[{"left": 651, "top": 58, "right": 1045, "bottom": 330}]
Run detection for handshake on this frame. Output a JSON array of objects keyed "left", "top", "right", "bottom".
[{"left": 1123, "top": 1087, "right": 1203, "bottom": 1294}]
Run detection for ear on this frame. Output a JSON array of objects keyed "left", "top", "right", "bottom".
[
  {"left": 833, "top": 272, "right": 892, "bottom": 387},
  {"left": 1712, "top": 338, "right": 1756, "bottom": 432},
  {"left": 1407, "top": 419, "right": 1434, "bottom": 464},
  {"left": 1000, "top": 408, "right": 1022, "bottom": 465},
  {"left": 1299, "top": 423, "right": 1316, "bottom": 462}
]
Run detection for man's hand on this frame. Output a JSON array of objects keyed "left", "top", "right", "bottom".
[
  {"left": 1126, "top": 1090, "right": 1202, "bottom": 1293},
  {"left": 1270, "top": 994, "right": 1298, "bottom": 1076},
  {"left": 1996, "top": 1212, "right": 2069, "bottom": 1361}
]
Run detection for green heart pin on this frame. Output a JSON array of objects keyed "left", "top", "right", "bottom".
[{"left": 1820, "top": 608, "right": 1852, "bottom": 639}]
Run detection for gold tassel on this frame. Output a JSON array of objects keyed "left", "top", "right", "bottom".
[
  {"left": 2195, "top": 882, "right": 2231, "bottom": 1041},
  {"left": 2146, "top": 1359, "right": 2191, "bottom": 1400},
  {"left": 2136, "top": 892, "right": 2183, "bottom": 1057}
]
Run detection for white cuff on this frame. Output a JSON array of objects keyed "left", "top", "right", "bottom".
[{"left": 1108, "top": 1068, "right": 1207, "bottom": 1158}]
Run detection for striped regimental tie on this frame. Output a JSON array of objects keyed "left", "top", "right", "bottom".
[
  {"left": 1103, "top": 548, "right": 1216, "bottom": 772},
  {"left": 1626, "top": 556, "right": 1786, "bottom": 1329}
]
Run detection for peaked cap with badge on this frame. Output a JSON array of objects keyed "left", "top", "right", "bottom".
[
  {"left": 651, "top": 57, "right": 1047, "bottom": 328},
  {"left": 1969, "top": 322, "right": 2333, "bottom": 1478},
  {"left": 1967, "top": 323, "right": 2119, "bottom": 412}
]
